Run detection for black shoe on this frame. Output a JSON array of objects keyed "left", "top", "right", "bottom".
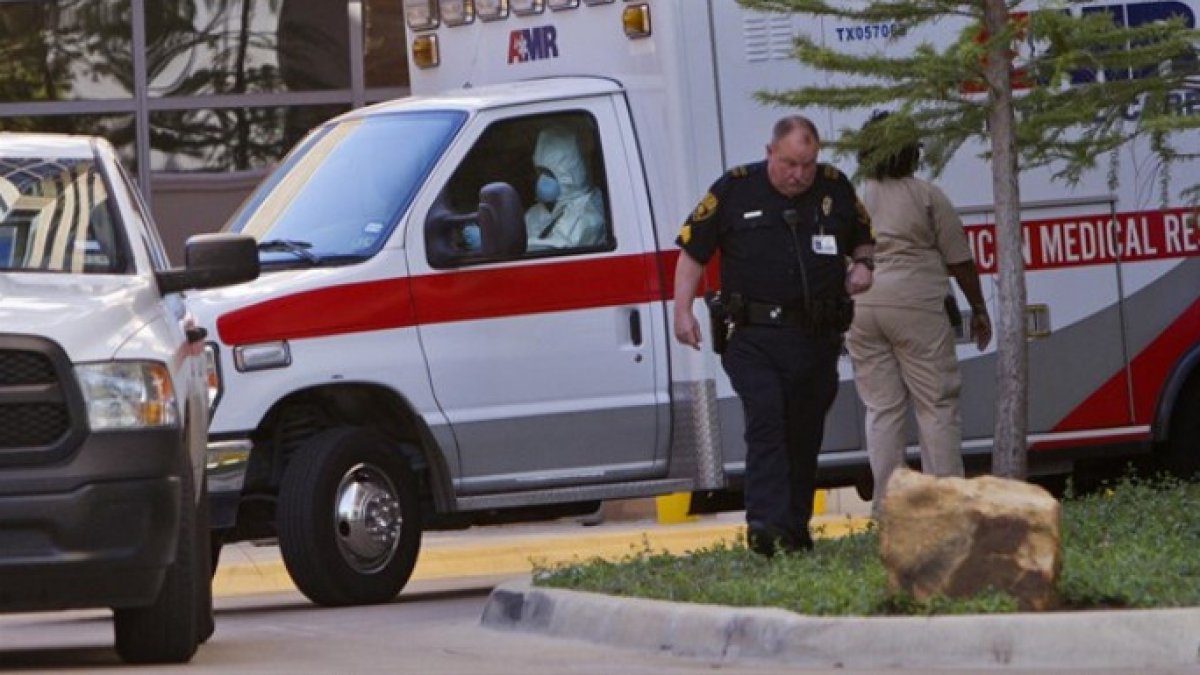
[{"left": 747, "top": 524, "right": 813, "bottom": 557}]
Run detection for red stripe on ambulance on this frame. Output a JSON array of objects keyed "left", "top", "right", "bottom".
[
  {"left": 1044, "top": 295, "right": 1200, "bottom": 438},
  {"left": 217, "top": 252, "right": 673, "bottom": 346}
]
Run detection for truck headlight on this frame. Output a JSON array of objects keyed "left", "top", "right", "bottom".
[{"left": 75, "top": 361, "right": 179, "bottom": 430}]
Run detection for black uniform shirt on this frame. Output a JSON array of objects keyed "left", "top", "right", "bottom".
[{"left": 676, "top": 161, "right": 873, "bottom": 308}]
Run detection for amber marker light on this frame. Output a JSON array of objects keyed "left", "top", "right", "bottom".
[
  {"left": 412, "top": 34, "right": 441, "bottom": 69},
  {"left": 622, "top": 4, "right": 651, "bottom": 38}
]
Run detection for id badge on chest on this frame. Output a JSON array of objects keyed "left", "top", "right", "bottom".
[{"left": 812, "top": 234, "right": 838, "bottom": 256}]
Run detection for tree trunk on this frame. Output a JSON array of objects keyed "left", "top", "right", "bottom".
[{"left": 983, "top": 0, "right": 1028, "bottom": 479}]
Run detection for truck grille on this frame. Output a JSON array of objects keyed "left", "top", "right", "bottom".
[{"left": 0, "top": 336, "right": 83, "bottom": 465}]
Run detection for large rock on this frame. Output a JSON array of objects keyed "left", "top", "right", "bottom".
[{"left": 878, "top": 468, "right": 1062, "bottom": 610}]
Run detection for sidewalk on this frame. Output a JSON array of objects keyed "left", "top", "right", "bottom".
[{"left": 211, "top": 488, "right": 872, "bottom": 597}]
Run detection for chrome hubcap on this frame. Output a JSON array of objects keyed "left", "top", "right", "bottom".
[{"left": 334, "top": 462, "right": 402, "bottom": 574}]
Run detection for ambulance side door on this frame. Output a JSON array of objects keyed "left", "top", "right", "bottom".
[{"left": 406, "top": 97, "right": 669, "bottom": 495}]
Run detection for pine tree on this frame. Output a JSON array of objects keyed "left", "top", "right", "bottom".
[{"left": 740, "top": 0, "right": 1200, "bottom": 478}]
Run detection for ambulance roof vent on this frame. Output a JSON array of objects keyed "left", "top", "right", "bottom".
[{"left": 743, "top": 13, "right": 794, "bottom": 63}]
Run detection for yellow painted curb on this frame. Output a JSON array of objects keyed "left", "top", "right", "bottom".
[{"left": 212, "top": 516, "right": 872, "bottom": 598}]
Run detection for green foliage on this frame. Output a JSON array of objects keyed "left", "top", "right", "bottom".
[
  {"left": 534, "top": 476, "right": 1200, "bottom": 616},
  {"left": 737, "top": 0, "right": 1200, "bottom": 193}
]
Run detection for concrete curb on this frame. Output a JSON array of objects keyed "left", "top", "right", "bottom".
[{"left": 482, "top": 579, "right": 1200, "bottom": 670}]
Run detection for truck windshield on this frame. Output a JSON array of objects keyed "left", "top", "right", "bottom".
[
  {"left": 0, "top": 157, "right": 128, "bottom": 275},
  {"left": 227, "top": 111, "right": 464, "bottom": 266}
]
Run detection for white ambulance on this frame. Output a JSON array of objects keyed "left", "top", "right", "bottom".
[{"left": 188, "top": 0, "right": 1200, "bottom": 606}]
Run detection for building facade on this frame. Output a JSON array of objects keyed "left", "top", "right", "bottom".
[{"left": 0, "top": 0, "right": 409, "bottom": 260}]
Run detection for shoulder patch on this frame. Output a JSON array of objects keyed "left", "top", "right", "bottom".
[
  {"left": 691, "top": 191, "right": 718, "bottom": 222},
  {"left": 821, "top": 164, "right": 841, "bottom": 180},
  {"left": 728, "top": 164, "right": 749, "bottom": 178},
  {"left": 678, "top": 223, "right": 692, "bottom": 244}
]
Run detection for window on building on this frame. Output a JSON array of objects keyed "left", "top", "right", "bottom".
[
  {"left": 364, "top": 0, "right": 408, "bottom": 90},
  {"left": 0, "top": 0, "right": 133, "bottom": 103},
  {"left": 149, "top": 105, "right": 348, "bottom": 172},
  {"left": 146, "top": 0, "right": 350, "bottom": 97}
]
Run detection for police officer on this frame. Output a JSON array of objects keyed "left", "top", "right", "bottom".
[{"left": 673, "top": 115, "right": 875, "bottom": 556}]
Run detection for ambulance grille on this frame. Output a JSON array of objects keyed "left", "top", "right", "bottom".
[
  {"left": 0, "top": 337, "right": 82, "bottom": 464},
  {"left": 743, "top": 14, "right": 794, "bottom": 62}
]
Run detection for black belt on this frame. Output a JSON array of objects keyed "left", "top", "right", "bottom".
[{"left": 743, "top": 300, "right": 807, "bottom": 328}]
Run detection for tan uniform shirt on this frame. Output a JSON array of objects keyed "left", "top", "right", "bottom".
[{"left": 854, "top": 177, "right": 972, "bottom": 312}]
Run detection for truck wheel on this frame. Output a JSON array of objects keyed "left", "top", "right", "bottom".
[
  {"left": 209, "top": 530, "right": 224, "bottom": 579},
  {"left": 113, "top": 466, "right": 201, "bottom": 664},
  {"left": 277, "top": 427, "right": 422, "bottom": 607},
  {"left": 196, "top": 477, "right": 215, "bottom": 644},
  {"left": 1161, "top": 379, "right": 1200, "bottom": 479}
]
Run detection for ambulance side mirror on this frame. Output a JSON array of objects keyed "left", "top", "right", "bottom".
[
  {"left": 477, "top": 182, "right": 526, "bottom": 258},
  {"left": 424, "top": 182, "right": 527, "bottom": 268}
]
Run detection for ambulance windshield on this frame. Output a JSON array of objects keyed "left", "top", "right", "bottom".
[{"left": 227, "top": 110, "right": 465, "bottom": 266}]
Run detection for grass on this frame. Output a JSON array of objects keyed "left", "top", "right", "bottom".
[{"left": 532, "top": 473, "right": 1200, "bottom": 616}]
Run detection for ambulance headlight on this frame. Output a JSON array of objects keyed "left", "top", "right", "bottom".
[
  {"left": 204, "top": 342, "right": 222, "bottom": 412},
  {"left": 511, "top": 0, "right": 544, "bottom": 16},
  {"left": 440, "top": 0, "right": 475, "bottom": 25},
  {"left": 234, "top": 341, "right": 292, "bottom": 373},
  {"left": 548, "top": 0, "right": 579, "bottom": 9},
  {"left": 405, "top": 0, "right": 439, "bottom": 30},
  {"left": 478, "top": 0, "right": 509, "bottom": 20},
  {"left": 412, "top": 34, "right": 440, "bottom": 69},
  {"left": 623, "top": 3, "right": 651, "bottom": 38},
  {"left": 75, "top": 361, "right": 179, "bottom": 430}
]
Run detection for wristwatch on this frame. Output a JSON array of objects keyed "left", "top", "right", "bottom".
[{"left": 852, "top": 256, "right": 876, "bottom": 271}]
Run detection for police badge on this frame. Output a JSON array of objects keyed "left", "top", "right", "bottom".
[{"left": 821, "top": 195, "right": 833, "bottom": 216}]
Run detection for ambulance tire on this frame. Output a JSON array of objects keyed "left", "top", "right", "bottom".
[
  {"left": 1161, "top": 379, "right": 1200, "bottom": 480},
  {"left": 277, "top": 427, "right": 423, "bottom": 607}
]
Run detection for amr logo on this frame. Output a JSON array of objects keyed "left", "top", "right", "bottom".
[{"left": 508, "top": 25, "right": 559, "bottom": 64}]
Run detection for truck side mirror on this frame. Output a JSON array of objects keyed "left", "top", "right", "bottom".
[
  {"left": 477, "top": 182, "right": 526, "bottom": 258},
  {"left": 156, "top": 233, "right": 260, "bottom": 295}
]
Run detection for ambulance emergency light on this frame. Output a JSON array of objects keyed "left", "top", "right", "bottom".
[
  {"left": 477, "top": 0, "right": 509, "bottom": 20},
  {"left": 440, "top": 0, "right": 475, "bottom": 25},
  {"left": 548, "top": 0, "right": 579, "bottom": 9},
  {"left": 405, "top": 0, "right": 438, "bottom": 30},
  {"left": 511, "top": 0, "right": 544, "bottom": 15}
]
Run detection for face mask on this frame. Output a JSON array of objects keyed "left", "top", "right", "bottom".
[{"left": 535, "top": 173, "right": 561, "bottom": 204}]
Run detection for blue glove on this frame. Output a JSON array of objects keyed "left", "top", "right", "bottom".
[{"left": 461, "top": 223, "right": 481, "bottom": 250}]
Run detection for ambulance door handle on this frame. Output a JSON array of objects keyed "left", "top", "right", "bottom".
[{"left": 629, "top": 309, "right": 643, "bottom": 346}]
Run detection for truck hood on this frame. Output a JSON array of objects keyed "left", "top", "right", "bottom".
[{"left": 0, "top": 274, "right": 159, "bottom": 361}]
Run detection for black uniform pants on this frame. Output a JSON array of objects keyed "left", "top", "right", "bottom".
[{"left": 722, "top": 324, "right": 841, "bottom": 552}]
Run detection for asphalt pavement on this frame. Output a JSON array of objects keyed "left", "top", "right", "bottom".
[{"left": 213, "top": 489, "right": 1200, "bottom": 671}]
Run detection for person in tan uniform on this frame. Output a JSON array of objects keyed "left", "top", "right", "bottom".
[{"left": 847, "top": 113, "right": 991, "bottom": 515}]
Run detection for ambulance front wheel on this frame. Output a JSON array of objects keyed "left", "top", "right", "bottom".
[{"left": 277, "top": 427, "right": 423, "bottom": 606}]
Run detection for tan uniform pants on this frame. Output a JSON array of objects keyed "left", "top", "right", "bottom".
[{"left": 847, "top": 305, "right": 965, "bottom": 515}]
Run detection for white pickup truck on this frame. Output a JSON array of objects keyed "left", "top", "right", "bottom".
[{"left": 0, "top": 133, "right": 257, "bottom": 663}]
